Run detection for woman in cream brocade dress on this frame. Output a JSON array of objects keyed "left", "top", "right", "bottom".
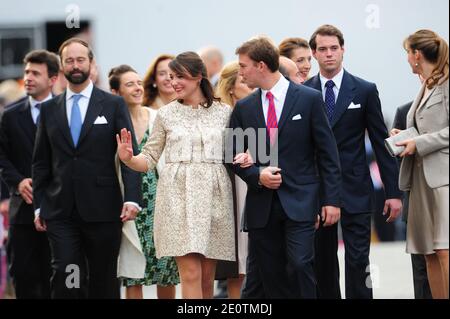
[{"left": 140, "top": 100, "right": 235, "bottom": 263}]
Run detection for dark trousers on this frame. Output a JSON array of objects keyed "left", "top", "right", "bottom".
[
  {"left": 45, "top": 210, "right": 122, "bottom": 299},
  {"left": 248, "top": 194, "right": 316, "bottom": 299},
  {"left": 315, "top": 210, "right": 372, "bottom": 299},
  {"left": 7, "top": 224, "right": 51, "bottom": 299},
  {"left": 241, "top": 237, "right": 265, "bottom": 299},
  {"left": 411, "top": 254, "right": 432, "bottom": 299}
]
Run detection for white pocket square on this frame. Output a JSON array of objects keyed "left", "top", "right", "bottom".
[
  {"left": 347, "top": 102, "right": 361, "bottom": 109},
  {"left": 292, "top": 114, "right": 302, "bottom": 120},
  {"left": 94, "top": 116, "right": 108, "bottom": 124}
]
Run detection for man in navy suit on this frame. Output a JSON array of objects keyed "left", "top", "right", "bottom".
[
  {"left": 32, "top": 38, "right": 141, "bottom": 298},
  {"left": 304, "top": 25, "right": 403, "bottom": 299},
  {"left": 228, "top": 36, "right": 341, "bottom": 298},
  {"left": 0, "top": 50, "right": 60, "bottom": 298}
]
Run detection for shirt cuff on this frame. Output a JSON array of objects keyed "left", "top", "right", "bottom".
[
  {"left": 124, "top": 201, "right": 142, "bottom": 211},
  {"left": 34, "top": 208, "right": 40, "bottom": 218}
]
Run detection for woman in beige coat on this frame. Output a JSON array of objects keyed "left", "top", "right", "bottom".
[{"left": 391, "top": 29, "right": 449, "bottom": 299}]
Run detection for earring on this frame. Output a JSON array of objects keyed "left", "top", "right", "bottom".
[
  {"left": 153, "top": 83, "right": 157, "bottom": 88},
  {"left": 415, "top": 63, "right": 419, "bottom": 67}
]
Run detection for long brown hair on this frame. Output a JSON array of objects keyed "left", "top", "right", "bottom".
[
  {"left": 142, "top": 54, "right": 174, "bottom": 106},
  {"left": 169, "top": 51, "right": 220, "bottom": 108},
  {"left": 404, "top": 29, "right": 449, "bottom": 89}
]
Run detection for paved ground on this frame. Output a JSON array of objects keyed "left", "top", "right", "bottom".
[{"left": 135, "top": 241, "right": 414, "bottom": 299}]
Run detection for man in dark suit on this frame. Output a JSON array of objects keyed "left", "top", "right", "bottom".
[
  {"left": 228, "top": 36, "right": 341, "bottom": 298},
  {"left": 32, "top": 38, "right": 141, "bottom": 299},
  {"left": 0, "top": 50, "right": 60, "bottom": 298},
  {"left": 392, "top": 101, "right": 432, "bottom": 299},
  {"left": 304, "top": 25, "right": 403, "bottom": 299}
]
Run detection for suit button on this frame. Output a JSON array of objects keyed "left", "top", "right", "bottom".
[{"left": 74, "top": 157, "right": 78, "bottom": 160}]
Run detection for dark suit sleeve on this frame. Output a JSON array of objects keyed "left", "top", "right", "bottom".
[
  {"left": 365, "top": 84, "right": 402, "bottom": 199},
  {"left": 392, "top": 103, "right": 410, "bottom": 131},
  {"left": 32, "top": 103, "right": 51, "bottom": 210},
  {"left": 226, "top": 103, "right": 261, "bottom": 190},
  {"left": 0, "top": 111, "right": 25, "bottom": 189},
  {"left": 115, "top": 97, "right": 142, "bottom": 206},
  {"left": 311, "top": 92, "right": 342, "bottom": 206}
]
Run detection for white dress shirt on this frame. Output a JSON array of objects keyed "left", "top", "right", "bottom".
[
  {"left": 65, "top": 80, "right": 94, "bottom": 124},
  {"left": 29, "top": 93, "right": 53, "bottom": 124},
  {"left": 260, "top": 75, "right": 290, "bottom": 124},
  {"left": 319, "top": 68, "right": 345, "bottom": 103}
]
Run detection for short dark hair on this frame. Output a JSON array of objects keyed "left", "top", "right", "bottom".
[
  {"left": 235, "top": 36, "right": 279, "bottom": 72},
  {"left": 169, "top": 51, "right": 219, "bottom": 108},
  {"left": 309, "top": 25, "right": 345, "bottom": 51},
  {"left": 108, "top": 64, "right": 137, "bottom": 91},
  {"left": 23, "top": 49, "right": 60, "bottom": 78},
  {"left": 58, "top": 37, "right": 94, "bottom": 62}
]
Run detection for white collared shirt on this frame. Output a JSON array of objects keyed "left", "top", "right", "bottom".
[
  {"left": 65, "top": 80, "right": 94, "bottom": 124},
  {"left": 319, "top": 68, "right": 344, "bottom": 103},
  {"left": 260, "top": 75, "right": 290, "bottom": 124},
  {"left": 29, "top": 93, "right": 53, "bottom": 124}
]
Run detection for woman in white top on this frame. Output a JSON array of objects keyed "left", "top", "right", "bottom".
[
  {"left": 116, "top": 52, "right": 250, "bottom": 299},
  {"left": 109, "top": 65, "right": 179, "bottom": 299}
]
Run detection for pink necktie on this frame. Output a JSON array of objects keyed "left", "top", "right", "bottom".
[{"left": 266, "top": 91, "right": 278, "bottom": 145}]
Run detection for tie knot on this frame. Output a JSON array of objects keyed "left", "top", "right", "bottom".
[
  {"left": 35, "top": 103, "right": 41, "bottom": 110},
  {"left": 325, "top": 80, "right": 335, "bottom": 89},
  {"left": 72, "top": 94, "right": 82, "bottom": 103},
  {"left": 266, "top": 91, "right": 274, "bottom": 101}
]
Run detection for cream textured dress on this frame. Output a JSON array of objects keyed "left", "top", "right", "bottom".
[{"left": 141, "top": 100, "right": 235, "bottom": 261}]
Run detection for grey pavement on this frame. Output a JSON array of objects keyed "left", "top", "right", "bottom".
[{"left": 130, "top": 241, "right": 414, "bottom": 299}]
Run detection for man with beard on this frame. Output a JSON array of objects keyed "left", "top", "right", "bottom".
[
  {"left": 32, "top": 38, "right": 142, "bottom": 298},
  {"left": 0, "top": 50, "right": 59, "bottom": 298}
]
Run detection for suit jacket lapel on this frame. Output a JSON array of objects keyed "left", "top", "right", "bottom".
[
  {"left": 308, "top": 75, "right": 322, "bottom": 92},
  {"left": 277, "top": 82, "right": 299, "bottom": 134},
  {"left": 406, "top": 83, "right": 426, "bottom": 128},
  {"left": 77, "top": 87, "right": 105, "bottom": 146},
  {"left": 331, "top": 70, "right": 356, "bottom": 127},
  {"left": 418, "top": 85, "right": 437, "bottom": 111},
  {"left": 250, "top": 89, "right": 270, "bottom": 149},
  {"left": 18, "top": 100, "right": 36, "bottom": 144},
  {"left": 55, "top": 93, "right": 75, "bottom": 148},
  {"left": 253, "top": 89, "right": 266, "bottom": 129}
]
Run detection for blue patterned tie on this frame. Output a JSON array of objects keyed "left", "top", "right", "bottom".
[
  {"left": 35, "top": 103, "right": 41, "bottom": 125},
  {"left": 70, "top": 94, "right": 82, "bottom": 146},
  {"left": 325, "top": 80, "right": 336, "bottom": 122}
]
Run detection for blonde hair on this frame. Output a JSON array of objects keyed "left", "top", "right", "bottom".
[
  {"left": 404, "top": 29, "right": 449, "bottom": 89},
  {"left": 215, "top": 61, "right": 239, "bottom": 107}
]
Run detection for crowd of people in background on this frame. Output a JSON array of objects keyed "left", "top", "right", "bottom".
[{"left": 0, "top": 24, "right": 448, "bottom": 299}]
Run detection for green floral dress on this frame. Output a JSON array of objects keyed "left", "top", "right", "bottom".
[{"left": 123, "top": 129, "right": 180, "bottom": 287}]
